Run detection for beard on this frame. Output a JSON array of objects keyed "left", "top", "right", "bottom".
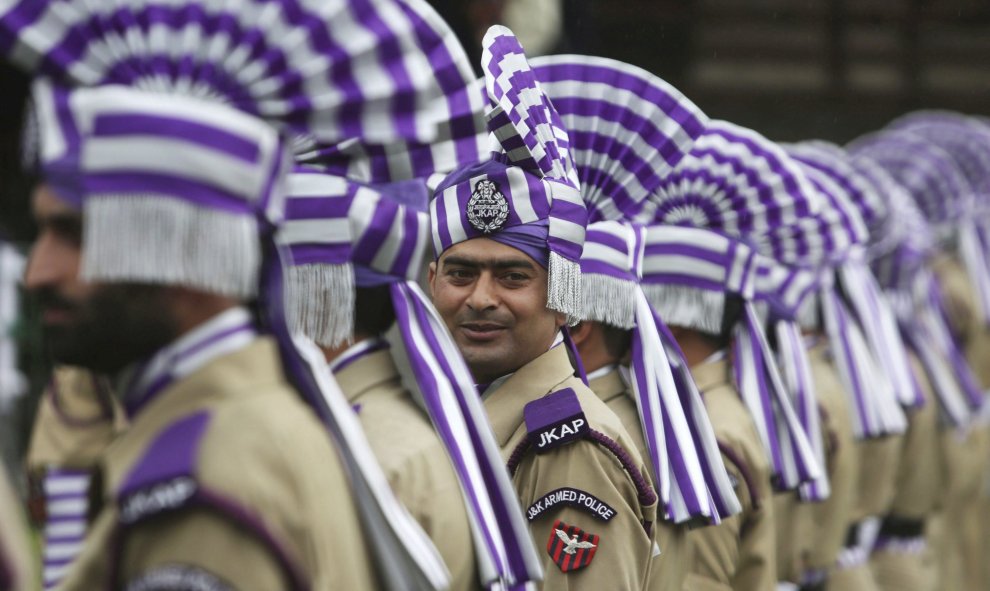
[{"left": 35, "top": 282, "right": 178, "bottom": 374}]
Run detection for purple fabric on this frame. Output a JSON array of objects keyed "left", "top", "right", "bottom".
[
  {"left": 524, "top": 388, "right": 583, "bottom": 433},
  {"left": 118, "top": 411, "right": 211, "bottom": 498},
  {"left": 488, "top": 223, "right": 551, "bottom": 268},
  {"left": 391, "top": 282, "right": 540, "bottom": 583}
]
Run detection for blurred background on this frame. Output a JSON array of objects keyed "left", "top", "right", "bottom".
[{"left": 3, "top": 0, "right": 990, "bottom": 473}]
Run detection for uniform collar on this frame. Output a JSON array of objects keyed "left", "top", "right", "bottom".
[
  {"left": 332, "top": 344, "right": 401, "bottom": 405},
  {"left": 119, "top": 307, "right": 258, "bottom": 418},
  {"left": 690, "top": 355, "right": 732, "bottom": 393},
  {"left": 484, "top": 344, "right": 578, "bottom": 447},
  {"left": 587, "top": 365, "right": 626, "bottom": 404}
]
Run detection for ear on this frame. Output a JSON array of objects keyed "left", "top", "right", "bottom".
[
  {"left": 427, "top": 261, "right": 438, "bottom": 298},
  {"left": 568, "top": 320, "right": 592, "bottom": 347}
]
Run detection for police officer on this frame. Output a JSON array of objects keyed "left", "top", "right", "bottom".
[
  {"left": 5, "top": 0, "right": 488, "bottom": 588},
  {"left": 0, "top": 461, "right": 34, "bottom": 591},
  {"left": 430, "top": 26, "right": 659, "bottom": 589}
]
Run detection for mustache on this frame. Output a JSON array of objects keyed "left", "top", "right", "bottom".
[
  {"left": 456, "top": 310, "right": 512, "bottom": 327},
  {"left": 33, "top": 287, "right": 79, "bottom": 312}
]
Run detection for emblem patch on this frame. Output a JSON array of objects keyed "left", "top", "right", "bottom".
[
  {"left": 466, "top": 179, "right": 509, "bottom": 233},
  {"left": 119, "top": 476, "right": 197, "bottom": 524},
  {"left": 546, "top": 519, "right": 599, "bottom": 572},
  {"left": 524, "top": 388, "right": 589, "bottom": 454},
  {"left": 526, "top": 487, "right": 616, "bottom": 522},
  {"left": 124, "top": 565, "right": 233, "bottom": 591}
]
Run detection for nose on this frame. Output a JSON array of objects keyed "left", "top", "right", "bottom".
[
  {"left": 24, "top": 233, "right": 68, "bottom": 292},
  {"left": 465, "top": 272, "right": 499, "bottom": 312}
]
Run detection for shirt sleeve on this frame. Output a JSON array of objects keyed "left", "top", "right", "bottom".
[
  {"left": 118, "top": 508, "right": 291, "bottom": 591},
  {"left": 514, "top": 437, "right": 657, "bottom": 591}
]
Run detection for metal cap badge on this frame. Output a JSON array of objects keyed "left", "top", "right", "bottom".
[{"left": 466, "top": 179, "right": 509, "bottom": 233}]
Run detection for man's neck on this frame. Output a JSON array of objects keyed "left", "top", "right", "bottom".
[{"left": 670, "top": 327, "right": 721, "bottom": 368}]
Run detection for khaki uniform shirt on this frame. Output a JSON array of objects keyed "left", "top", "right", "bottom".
[
  {"left": 27, "top": 367, "right": 124, "bottom": 472},
  {"left": 684, "top": 358, "right": 775, "bottom": 591},
  {"left": 804, "top": 342, "right": 860, "bottom": 573},
  {"left": 335, "top": 346, "right": 479, "bottom": 590},
  {"left": 58, "top": 337, "right": 379, "bottom": 591},
  {"left": 0, "top": 465, "right": 35, "bottom": 591},
  {"left": 588, "top": 367, "right": 690, "bottom": 591},
  {"left": 484, "top": 345, "right": 658, "bottom": 590},
  {"left": 886, "top": 354, "right": 940, "bottom": 519}
]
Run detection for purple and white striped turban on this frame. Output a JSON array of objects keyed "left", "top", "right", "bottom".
[
  {"left": 884, "top": 113, "right": 990, "bottom": 326},
  {"left": 2, "top": 0, "right": 490, "bottom": 587},
  {"left": 785, "top": 141, "right": 889, "bottom": 245},
  {"left": 529, "top": 54, "right": 709, "bottom": 224},
  {"left": 8, "top": 0, "right": 486, "bottom": 298},
  {"left": 431, "top": 26, "right": 588, "bottom": 322},
  {"left": 279, "top": 173, "right": 542, "bottom": 588},
  {"left": 641, "top": 225, "right": 822, "bottom": 492},
  {"left": 650, "top": 119, "right": 825, "bottom": 266},
  {"left": 579, "top": 221, "right": 741, "bottom": 524},
  {"left": 848, "top": 130, "right": 972, "bottom": 233}
]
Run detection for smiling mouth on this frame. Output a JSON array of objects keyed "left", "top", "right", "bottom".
[{"left": 459, "top": 323, "right": 507, "bottom": 341}]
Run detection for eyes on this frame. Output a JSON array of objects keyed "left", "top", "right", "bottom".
[{"left": 443, "top": 267, "right": 532, "bottom": 287}]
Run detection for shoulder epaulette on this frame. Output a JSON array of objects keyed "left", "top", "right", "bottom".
[
  {"left": 117, "top": 411, "right": 211, "bottom": 524},
  {"left": 524, "top": 388, "right": 590, "bottom": 454}
]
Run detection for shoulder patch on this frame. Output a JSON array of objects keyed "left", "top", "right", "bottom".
[
  {"left": 117, "top": 411, "right": 211, "bottom": 524},
  {"left": 546, "top": 519, "right": 599, "bottom": 572},
  {"left": 526, "top": 487, "right": 616, "bottom": 522},
  {"left": 124, "top": 565, "right": 234, "bottom": 591},
  {"left": 524, "top": 388, "right": 589, "bottom": 454}
]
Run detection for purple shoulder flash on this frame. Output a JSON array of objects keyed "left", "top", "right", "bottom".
[
  {"left": 524, "top": 388, "right": 590, "bottom": 454},
  {"left": 116, "top": 411, "right": 212, "bottom": 524}
]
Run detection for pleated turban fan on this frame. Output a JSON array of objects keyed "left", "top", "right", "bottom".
[
  {"left": 521, "top": 54, "right": 740, "bottom": 525},
  {"left": 638, "top": 119, "right": 827, "bottom": 493},
  {"left": 0, "top": 1, "right": 498, "bottom": 589},
  {"left": 880, "top": 113, "right": 990, "bottom": 328},
  {"left": 846, "top": 126, "right": 988, "bottom": 430},
  {"left": 431, "top": 26, "right": 588, "bottom": 323}
]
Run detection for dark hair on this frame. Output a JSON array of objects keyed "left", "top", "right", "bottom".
[
  {"left": 601, "top": 323, "right": 632, "bottom": 359},
  {"left": 698, "top": 293, "right": 744, "bottom": 350},
  {"left": 353, "top": 285, "right": 396, "bottom": 337}
]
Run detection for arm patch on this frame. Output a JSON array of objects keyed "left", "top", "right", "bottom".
[
  {"left": 524, "top": 388, "right": 589, "bottom": 453},
  {"left": 124, "top": 565, "right": 234, "bottom": 591}
]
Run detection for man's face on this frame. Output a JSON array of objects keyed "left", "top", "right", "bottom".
[
  {"left": 24, "top": 184, "right": 177, "bottom": 373},
  {"left": 429, "top": 237, "right": 566, "bottom": 383}
]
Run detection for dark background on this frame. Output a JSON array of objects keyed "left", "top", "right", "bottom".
[{"left": 2, "top": 0, "right": 990, "bottom": 465}]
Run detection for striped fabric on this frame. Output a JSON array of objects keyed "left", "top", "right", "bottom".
[
  {"left": 1, "top": 1, "right": 484, "bottom": 587},
  {"left": 279, "top": 173, "right": 542, "bottom": 587},
  {"left": 885, "top": 115, "right": 990, "bottom": 326},
  {"left": 650, "top": 119, "right": 825, "bottom": 266},
  {"left": 0, "top": 242, "right": 25, "bottom": 412},
  {"left": 848, "top": 155, "right": 922, "bottom": 262},
  {"left": 40, "top": 468, "right": 90, "bottom": 591},
  {"left": 773, "top": 161, "right": 868, "bottom": 266},
  {"left": 848, "top": 131, "right": 971, "bottom": 232},
  {"left": 1, "top": 0, "right": 479, "bottom": 146},
  {"left": 529, "top": 54, "right": 709, "bottom": 224},
  {"left": 432, "top": 26, "right": 588, "bottom": 322},
  {"left": 580, "top": 221, "right": 741, "bottom": 524},
  {"left": 641, "top": 225, "right": 822, "bottom": 492},
  {"left": 786, "top": 141, "right": 889, "bottom": 238}
]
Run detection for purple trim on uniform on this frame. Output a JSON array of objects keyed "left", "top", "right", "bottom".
[
  {"left": 587, "top": 429, "right": 658, "bottom": 508},
  {"left": 118, "top": 411, "right": 211, "bottom": 498},
  {"left": 108, "top": 486, "right": 310, "bottom": 591},
  {"left": 562, "top": 328, "right": 588, "bottom": 385},
  {"left": 524, "top": 389, "right": 584, "bottom": 434},
  {"left": 328, "top": 340, "right": 389, "bottom": 374},
  {"left": 123, "top": 322, "right": 255, "bottom": 418},
  {"left": 717, "top": 442, "right": 761, "bottom": 511}
]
